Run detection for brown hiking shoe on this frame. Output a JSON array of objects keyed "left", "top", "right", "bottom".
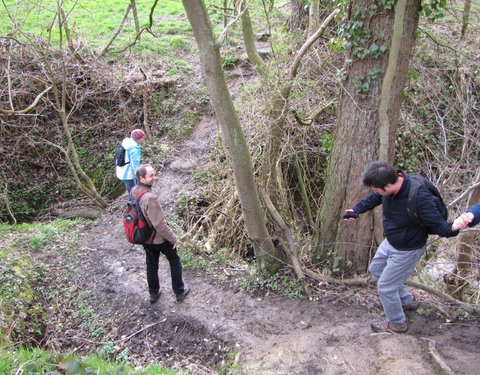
[
  {"left": 371, "top": 321, "right": 408, "bottom": 333},
  {"left": 402, "top": 297, "right": 420, "bottom": 311}
]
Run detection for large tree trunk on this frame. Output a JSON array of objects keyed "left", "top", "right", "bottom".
[
  {"left": 286, "top": 0, "right": 309, "bottom": 46},
  {"left": 182, "top": 0, "right": 282, "bottom": 273},
  {"left": 313, "top": 0, "right": 421, "bottom": 275}
]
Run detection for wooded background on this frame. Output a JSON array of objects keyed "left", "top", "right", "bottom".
[{"left": 1, "top": 0, "right": 479, "bottom": 302}]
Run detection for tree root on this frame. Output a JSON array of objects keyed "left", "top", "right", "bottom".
[{"left": 422, "top": 338, "right": 455, "bottom": 375}]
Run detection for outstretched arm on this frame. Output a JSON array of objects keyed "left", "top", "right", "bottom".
[
  {"left": 343, "top": 193, "right": 382, "bottom": 221},
  {"left": 342, "top": 209, "right": 359, "bottom": 221}
]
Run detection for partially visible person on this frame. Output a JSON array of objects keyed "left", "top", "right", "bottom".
[
  {"left": 131, "top": 164, "right": 189, "bottom": 304},
  {"left": 116, "top": 129, "right": 145, "bottom": 193},
  {"left": 343, "top": 161, "right": 465, "bottom": 333},
  {"left": 458, "top": 203, "right": 480, "bottom": 228}
]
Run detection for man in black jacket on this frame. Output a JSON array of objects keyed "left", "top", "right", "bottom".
[{"left": 343, "top": 161, "right": 465, "bottom": 333}]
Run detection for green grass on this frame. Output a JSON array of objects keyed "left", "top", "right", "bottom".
[
  {"left": 0, "top": 220, "right": 83, "bottom": 346},
  {"left": 0, "top": 0, "right": 271, "bottom": 55},
  {"left": 0, "top": 220, "right": 186, "bottom": 374},
  {"left": 0, "top": 347, "right": 183, "bottom": 374},
  {"left": 0, "top": 0, "right": 191, "bottom": 51}
]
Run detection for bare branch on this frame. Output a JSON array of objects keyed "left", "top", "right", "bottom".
[
  {"left": 0, "top": 86, "right": 52, "bottom": 114},
  {"left": 98, "top": 3, "right": 132, "bottom": 56},
  {"left": 449, "top": 181, "right": 480, "bottom": 208}
]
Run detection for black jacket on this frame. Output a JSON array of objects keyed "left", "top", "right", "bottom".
[{"left": 352, "top": 174, "right": 459, "bottom": 250}]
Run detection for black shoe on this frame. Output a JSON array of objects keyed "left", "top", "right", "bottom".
[
  {"left": 149, "top": 291, "right": 161, "bottom": 304},
  {"left": 176, "top": 286, "right": 190, "bottom": 302}
]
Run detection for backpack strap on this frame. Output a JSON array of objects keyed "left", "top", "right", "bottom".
[
  {"left": 134, "top": 189, "right": 155, "bottom": 233},
  {"left": 136, "top": 189, "right": 148, "bottom": 200},
  {"left": 128, "top": 187, "right": 148, "bottom": 202},
  {"left": 406, "top": 176, "right": 422, "bottom": 226}
]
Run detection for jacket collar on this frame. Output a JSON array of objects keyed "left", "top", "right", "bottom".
[{"left": 136, "top": 182, "right": 152, "bottom": 191}]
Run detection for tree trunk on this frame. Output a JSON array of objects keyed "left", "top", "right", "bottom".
[
  {"left": 313, "top": 0, "right": 421, "bottom": 275},
  {"left": 181, "top": 0, "right": 282, "bottom": 273},
  {"left": 286, "top": 0, "right": 309, "bottom": 47},
  {"left": 240, "top": 2, "right": 266, "bottom": 78},
  {"left": 50, "top": 2, "right": 108, "bottom": 209},
  {"left": 287, "top": 0, "right": 309, "bottom": 32},
  {"left": 130, "top": 0, "right": 141, "bottom": 41},
  {"left": 461, "top": 0, "right": 472, "bottom": 39},
  {"left": 308, "top": 0, "right": 320, "bottom": 38}
]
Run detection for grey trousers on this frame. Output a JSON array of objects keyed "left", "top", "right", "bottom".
[{"left": 369, "top": 239, "right": 425, "bottom": 324}]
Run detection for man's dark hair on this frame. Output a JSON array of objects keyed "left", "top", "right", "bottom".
[
  {"left": 136, "top": 164, "right": 152, "bottom": 180},
  {"left": 362, "top": 161, "right": 398, "bottom": 189}
]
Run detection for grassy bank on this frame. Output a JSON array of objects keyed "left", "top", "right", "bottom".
[
  {"left": 0, "top": 220, "right": 184, "bottom": 374},
  {"left": 1, "top": 0, "right": 189, "bottom": 52}
]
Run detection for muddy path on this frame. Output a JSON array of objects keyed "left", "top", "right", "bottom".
[{"left": 73, "top": 67, "right": 480, "bottom": 375}]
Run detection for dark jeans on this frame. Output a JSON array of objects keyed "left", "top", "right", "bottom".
[
  {"left": 143, "top": 242, "right": 185, "bottom": 296},
  {"left": 123, "top": 179, "right": 136, "bottom": 194}
]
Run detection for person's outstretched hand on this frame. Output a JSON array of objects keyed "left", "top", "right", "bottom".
[
  {"left": 452, "top": 212, "right": 474, "bottom": 231},
  {"left": 342, "top": 210, "right": 359, "bottom": 221}
]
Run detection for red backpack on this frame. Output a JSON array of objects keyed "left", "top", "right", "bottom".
[{"left": 123, "top": 189, "right": 153, "bottom": 244}]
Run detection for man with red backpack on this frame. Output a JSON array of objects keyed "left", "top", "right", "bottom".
[{"left": 130, "top": 164, "right": 189, "bottom": 304}]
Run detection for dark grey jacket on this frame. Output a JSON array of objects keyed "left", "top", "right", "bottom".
[{"left": 352, "top": 174, "right": 459, "bottom": 250}]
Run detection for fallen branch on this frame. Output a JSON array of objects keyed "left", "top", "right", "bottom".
[
  {"left": 422, "top": 338, "right": 454, "bottom": 375},
  {"left": 405, "top": 279, "right": 478, "bottom": 313},
  {"left": 302, "top": 266, "right": 480, "bottom": 313},
  {"left": 303, "top": 267, "right": 373, "bottom": 286},
  {"left": 0, "top": 86, "right": 52, "bottom": 114},
  {"left": 259, "top": 187, "right": 305, "bottom": 281}
]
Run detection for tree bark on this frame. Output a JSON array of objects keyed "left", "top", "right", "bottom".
[
  {"left": 130, "top": 0, "right": 141, "bottom": 41},
  {"left": 286, "top": 0, "right": 309, "bottom": 33},
  {"left": 313, "top": 0, "right": 421, "bottom": 275},
  {"left": 182, "top": 0, "right": 282, "bottom": 273},
  {"left": 461, "top": 0, "right": 472, "bottom": 39},
  {"left": 308, "top": 0, "right": 320, "bottom": 38},
  {"left": 240, "top": 2, "right": 266, "bottom": 78}
]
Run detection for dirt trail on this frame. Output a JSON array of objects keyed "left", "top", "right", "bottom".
[{"left": 74, "top": 67, "right": 480, "bottom": 375}]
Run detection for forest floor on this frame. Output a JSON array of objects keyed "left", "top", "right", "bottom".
[{"left": 61, "top": 65, "right": 480, "bottom": 375}]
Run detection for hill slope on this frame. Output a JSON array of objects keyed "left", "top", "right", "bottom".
[{"left": 70, "top": 71, "right": 480, "bottom": 374}]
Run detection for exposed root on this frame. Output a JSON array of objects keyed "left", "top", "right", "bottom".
[{"left": 422, "top": 338, "right": 455, "bottom": 375}]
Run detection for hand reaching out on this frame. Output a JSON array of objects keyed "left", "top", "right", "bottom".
[
  {"left": 342, "top": 210, "right": 359, "bottom": 221},
  {"left": 452, "top": 212, "right": 474, "bottom": 231}
]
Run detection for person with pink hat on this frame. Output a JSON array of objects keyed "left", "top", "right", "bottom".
[{"left": 115, "top": 129, "right": 146, "bottom": 192}]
